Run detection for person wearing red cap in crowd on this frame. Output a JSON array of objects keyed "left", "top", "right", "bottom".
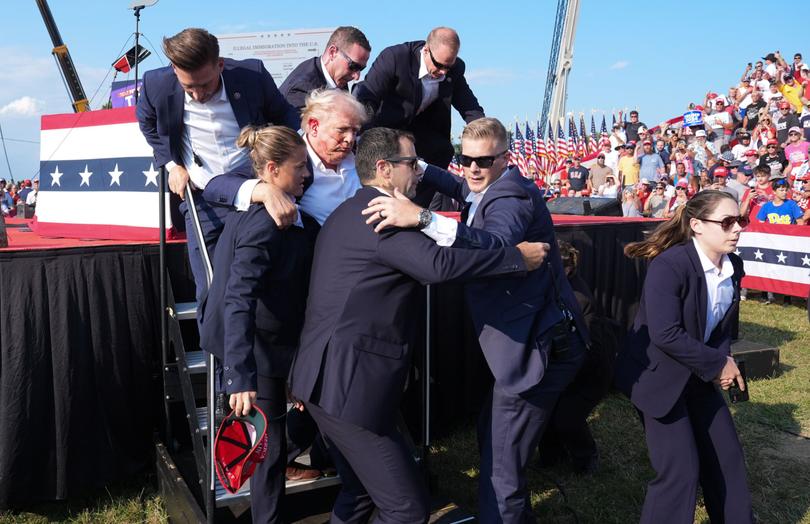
[
  {"left": 637, "top": 139, "right": 665, "bottom": 183},
  {"left": 600, "top": 138, "right": 620, "bottom": 173},
  {"left": 743, "top": 149, "right": 760, "bottom": 170},
  {"left": 710, "top": 166, "right": 739, "bottom": 201},
  {"left": 703, "top": 96, "right": 733, "bottom": 148},
  {"left": 567, "top": 155, "right": 591, "bottom": 196},
  {"left": 774, "top": 100, "right": 800, "bottom": 145},
  {"left": 783, "top": 126, "right": 810, "bottom": 182},
  {"left": 759, "top": 138, "right": 788, "bottom": 178},
  {"left": 665, "top": 180, "right": 690, "bottom": 218},
  {"left": 18, "top": 179, "right": 33, "bottom": 204},
  {"left": 776, "top": 69, "right": 804, "bottom": 113},
  {"left": 731, "top": 131, "right": 755, "bottom": 160}
]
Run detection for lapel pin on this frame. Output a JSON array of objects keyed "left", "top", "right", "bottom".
[{"left": 234, "top": 92, "right": 242, "bottom": 100}]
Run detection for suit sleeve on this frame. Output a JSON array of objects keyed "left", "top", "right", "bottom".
[
  {"left": 644, "top": 257, "right": 728, "bottom": 381},
  {"left": 281, "top": 85, "right": 309, "bottom": 111},
  {"left": 376, "top": 228, "right": 526, "bottom": 285},
  {"left": 136, "top": 72, "right": 173, "bottom": 168},
  {"left": 259, "top": 62, "right": 301, "bottom": 130},
  {"left": 222, "top": 219, "right": 276, "bottom": 394},
  {"left": 421, "top": 164, "right": 467, "bottom": 203},
  {"left": 451, "top": 60, "right": 485, "bottom": 123},
  {"left": 202, "top": 163, "right": 256, "bottom": 207},
  {"left": 353, "top": 46, "right": 397, "bottom": 117}
]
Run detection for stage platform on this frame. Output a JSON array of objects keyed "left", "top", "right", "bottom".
[{"left": 0, "top": 213, "right": 660, "bottom": 510}]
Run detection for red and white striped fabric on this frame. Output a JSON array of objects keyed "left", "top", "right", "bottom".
[
  {"left": 32, "top": 107, "right": 178, "bottom": 240},
  {"left": 737, "top": 222, "right": 810, "bottom": 298}
]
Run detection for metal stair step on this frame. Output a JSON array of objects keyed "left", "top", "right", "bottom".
[
  {"left": 183, "top": 350, "right": 207, "bottom": 374},
  {"left": 175, "top": 301, "right": 198, "bottom": 321}
]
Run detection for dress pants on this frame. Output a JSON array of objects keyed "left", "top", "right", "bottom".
[
  {"left": 478, "top": 331, "right": 586, "bottom": 524},
  {"left": 250, "top": 375, "right": 288, "bottom": 524},
  {"left": 305, "top": 402, "right": 429, "bottom": 524},
  {"left": 639, "top": 376, "right": 753, "bottom": 524},
  {"left": 178, "top": 191, "right": 232, "bottom": 304}
]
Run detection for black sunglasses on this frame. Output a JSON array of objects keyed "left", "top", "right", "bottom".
[
  {"left": 385, "top": 155, "right": 420, "bottom": 170},
  {"left": 700, "top": 215, "right": 750, "bottom": 231},
  {"left": 427, "top": 47, "right": 453, "bottom": 71},
  {"left": 459, "top": 150, "right": 508, "bottom": 168},
  {"left": 338, "top": 49, "right": 365, "bottom": 72}
]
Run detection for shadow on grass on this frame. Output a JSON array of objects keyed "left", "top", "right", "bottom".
[
  {"left": 0, "top": 472, "right": 165, "bottom": 524},
  {"left": 738, "top": 321, "right": 797, "bottom": 347}
]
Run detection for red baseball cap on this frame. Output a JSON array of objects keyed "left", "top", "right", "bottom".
[
  {"left": 214, "top": 406, "right": 269, "bottom": 495},
  {"left": 767, "top": 138, "right": 779, "bottom": 146},
  {"left": 778, "top": 100, "right": 791, "bottom": 109},
  {"left": 744, "top": 150, "right": 758, "bottom": 156},
  {"left": 714, "top": 166, "right": 729, "bottom": 177}
]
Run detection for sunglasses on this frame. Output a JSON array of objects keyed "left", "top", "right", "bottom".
[
  {"left": 700, "top": 215, "right": 750, "bottom": 231},
  {"left": 338, "top": 49, "right": 365, "bottom": 72},
  {"left": 767, "top": 145, "right": 777, "bottom": 148},
  {"left": 459, "top": 150, "right": 508, "bottom": 168},
  {"left": 789, "top": 131, "right": 801, "bottom": 135},
  {"left": 385, "top": 155, "right": 421, "bottom": 170},
  {"left": 675, "top": 186, "right": 687, "bottom": 191},
  {"left": 427, "top": 47, "right": 453, "bottom": 71}
]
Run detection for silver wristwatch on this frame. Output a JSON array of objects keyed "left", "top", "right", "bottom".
[{"left": 417, "top": 208, "right": 432, "bottom": 229}]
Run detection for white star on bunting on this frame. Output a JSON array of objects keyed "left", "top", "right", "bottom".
[
  {"left": 79, "top": 164, "right": 93, "bottom": 187},
  {"left": 802, "top": 254, "right": 810, "bottom": 267},
  {"left": 734, "top": 249, "right": 741, "bottom": 257},
  {"left": 50, "top": 165, "right": 63, "bottom": 186},
  {"left": 108, "top": 163, "right": 124, "bottom": 186},
  {"left": 776, "top": 252, "right": 787, "bottom": 264},
  {"left": 753, "top": 249, "right": 764, "bottom": 260},
  {"left": 143, "top": 163, "right": 159, "bottom": 187}
]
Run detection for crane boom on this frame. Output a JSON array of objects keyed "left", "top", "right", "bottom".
[
  {"left": 539, "top": 0, "right": 580, "bottom": 134},
  {"left": 35, "top": 0, "right": 90, "bottom": 112}
]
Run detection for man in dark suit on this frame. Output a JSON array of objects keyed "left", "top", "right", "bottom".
[
  {"left": 279, "top": 26, "right": 370, "bottom": 109},
  {"left": 136, "top": 27, "right": 299, "bottom": 300},
  {"left": 354, "top": 27, "right": 484, "bottom": 177},
  {"left": 289, "top": 127, "right": 549, "bottom": 523},
  {"left": 362, "top": 118, "right": 588, "bottom": 522}
]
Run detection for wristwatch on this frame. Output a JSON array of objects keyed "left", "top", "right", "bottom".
[{"left": 417, "top": 208, "right": 432, "bottom": 229}]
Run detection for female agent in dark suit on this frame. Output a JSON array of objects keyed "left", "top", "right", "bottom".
[
  {"left": 200, "top": 125, "right": 311, "bottom": 524},
  {"left": 615, "top": 190, "right": 754, "bottom": 524}
]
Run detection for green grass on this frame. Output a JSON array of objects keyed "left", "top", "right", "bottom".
[
  {"left": 430, "top": 299, "right": 810, "bottom": 523},
  {"left": 1, "top": 300, "right": 807, "bottom": 523}
]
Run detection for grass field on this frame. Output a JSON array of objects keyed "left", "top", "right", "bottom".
[{"left": 1, "top": 299, "right": 808, "bottom": 523}]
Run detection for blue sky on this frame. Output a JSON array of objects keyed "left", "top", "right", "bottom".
[{"left": 2, "top": 0, "right": 810, "bottom": 181}]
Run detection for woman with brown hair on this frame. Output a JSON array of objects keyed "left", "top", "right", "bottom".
[
  {"left": 200, "top": 125, "right": 311, "bottom": 523},
  {"left": 615, "top": 190, "right": 753, "bottom": 524}
]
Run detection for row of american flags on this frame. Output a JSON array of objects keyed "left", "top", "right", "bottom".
[{"left": 448, "top": 113, "right": 618, "bottom": 178}]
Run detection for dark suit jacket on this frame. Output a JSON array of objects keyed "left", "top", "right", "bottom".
[
  {"left": 353, "top": 41, "right": 484, "bottom": 168},
  {"left": 279, "top": 57, "right": 333, "bottom": 110},
  {"left": 199, "top": 205, "right": 313, "bottom": 393},
  {"left": 422, "top": 166, "right": 588, "bottom": 394},
  {"left": 136, "top": 58, "right": 300, "bottom": 170},
  {"left": 614, "top": 242, "right": 744, "bottom": 418},
  {"left": 289, "top": 185, "right": 526, "bottom": 434}
]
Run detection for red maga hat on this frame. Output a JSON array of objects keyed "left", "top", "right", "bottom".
[{"left": 214, "top": 406, "right": 269, "bottom": 495}]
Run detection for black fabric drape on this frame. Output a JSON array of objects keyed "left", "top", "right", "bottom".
[{"left": 0, "top": 244, "right": 190, "bottom": 508}]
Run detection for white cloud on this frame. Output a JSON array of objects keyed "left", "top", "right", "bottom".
[
  {"left": 0, "top": 96, "right": 45, "bottom": 117},
  {"left": 609, "top": 60, "right": 629, "bottom": 70}
]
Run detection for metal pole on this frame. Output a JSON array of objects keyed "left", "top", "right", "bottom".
[
  {"left": 158, "top": 166, "right": 172, "bottom": 447},
  {"left": 133, "top": 7, "right": 142, "bottom": 105}
]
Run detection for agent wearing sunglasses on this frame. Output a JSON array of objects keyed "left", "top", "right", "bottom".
[
  {"left": 280, "top": 27, "right": 370, "bottom": 111},
  {"left": 618, "top": 190, "right": 753, "bottom": 524},
  {"left": 756, "top": 178, "right": 805, "bottom": 224},
  {"left": 363, "top": 117, "right": 587, "bottom": 522},
  {"left": 354, "top": 26, "right": 484, "bottom": 204}
]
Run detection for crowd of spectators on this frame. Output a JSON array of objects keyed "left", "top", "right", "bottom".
[
  {"left": 0, "top": 178, "right": 38, "bottom": 217},
  {"left": 539, "top": 50, "right": 810, "bottom": 226}
]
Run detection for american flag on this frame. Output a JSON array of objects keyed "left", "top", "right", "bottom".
[
  {"left": 611, "top": 113, "right": 617, "bottom": 129},
  {"left": 578, "top": 114, "right": 589, "bottom": 156},
  {"left": 600, "top": 114, "right": 608, "bottom": 135},
  {"left": 568, "top": 116, "right": 578, "bottom": 157},
  {"left": 589, "top": 115, "right": 598, "bottom": 154},
  {"left": 447, "top": 154, "right": 463, "bottom": 176},
  {"left": 556, "top": 122, "right": 568, "bottom": 163},
  {"left": 524, "top": 122, "right": 534, "bottom": 157},
  {"left": 512, "top": 122, "right": 530, "bottom": 177},
  {"left": 32, "top": 107, "right": 179, "bottom": 240},
  {"left": 536, "top": 121, "right": 547, "bottom": 175},
  {"left": 737, "top": 222, "right": 810, "bottom": 298},
  {"left": 547, "top": 121, "right": 557, "bottom": 170}
]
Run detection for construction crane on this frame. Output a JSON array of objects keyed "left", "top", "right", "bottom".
[
  {"left": 35, "top": 0, "right": 90, "bottom": 112},
  {"left": 539, "top": 0, "right": 580, "bottom": 133}
]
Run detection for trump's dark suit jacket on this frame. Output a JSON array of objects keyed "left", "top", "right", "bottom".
[
  {"left": 422, "top": 166, "right": 588, "bottom": 394},
  {"left": 289, "top": 185, "right": 527, "bottom": 435},
  {"left": 279, "top": 57, "right": 332, "bottom": 110},
  {"left": 199, "top": 205, "right": 313, "bottom": 393},
  {"left": 136, "top": 58, "right": 299, "bottom": 169},
  {"left": 614, "top": 241, "right": 744, "bottom": 418},
  {"left": 353, "top": 41, "right": 484, "bottom": 168}
]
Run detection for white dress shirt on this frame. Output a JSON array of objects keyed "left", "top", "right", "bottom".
[
  {"left": 320, "top": 58, "right": 337, "bottom": 88},
  {"left": 168, "top": 77, "right": 250, "bottom": 190},
  {"left": 692, "top": 238, "right": 735, "bottom": 342},
  {"left": 417, "top": 49, "right": 445, "bottom": 115}
]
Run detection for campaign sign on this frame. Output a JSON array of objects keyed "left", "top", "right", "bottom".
[
  {"left": 110, "top": 80, "right": 142, "bottom": 109},
  {"left": 683, "top": 110, "right": 703, "bottom": 127}
]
